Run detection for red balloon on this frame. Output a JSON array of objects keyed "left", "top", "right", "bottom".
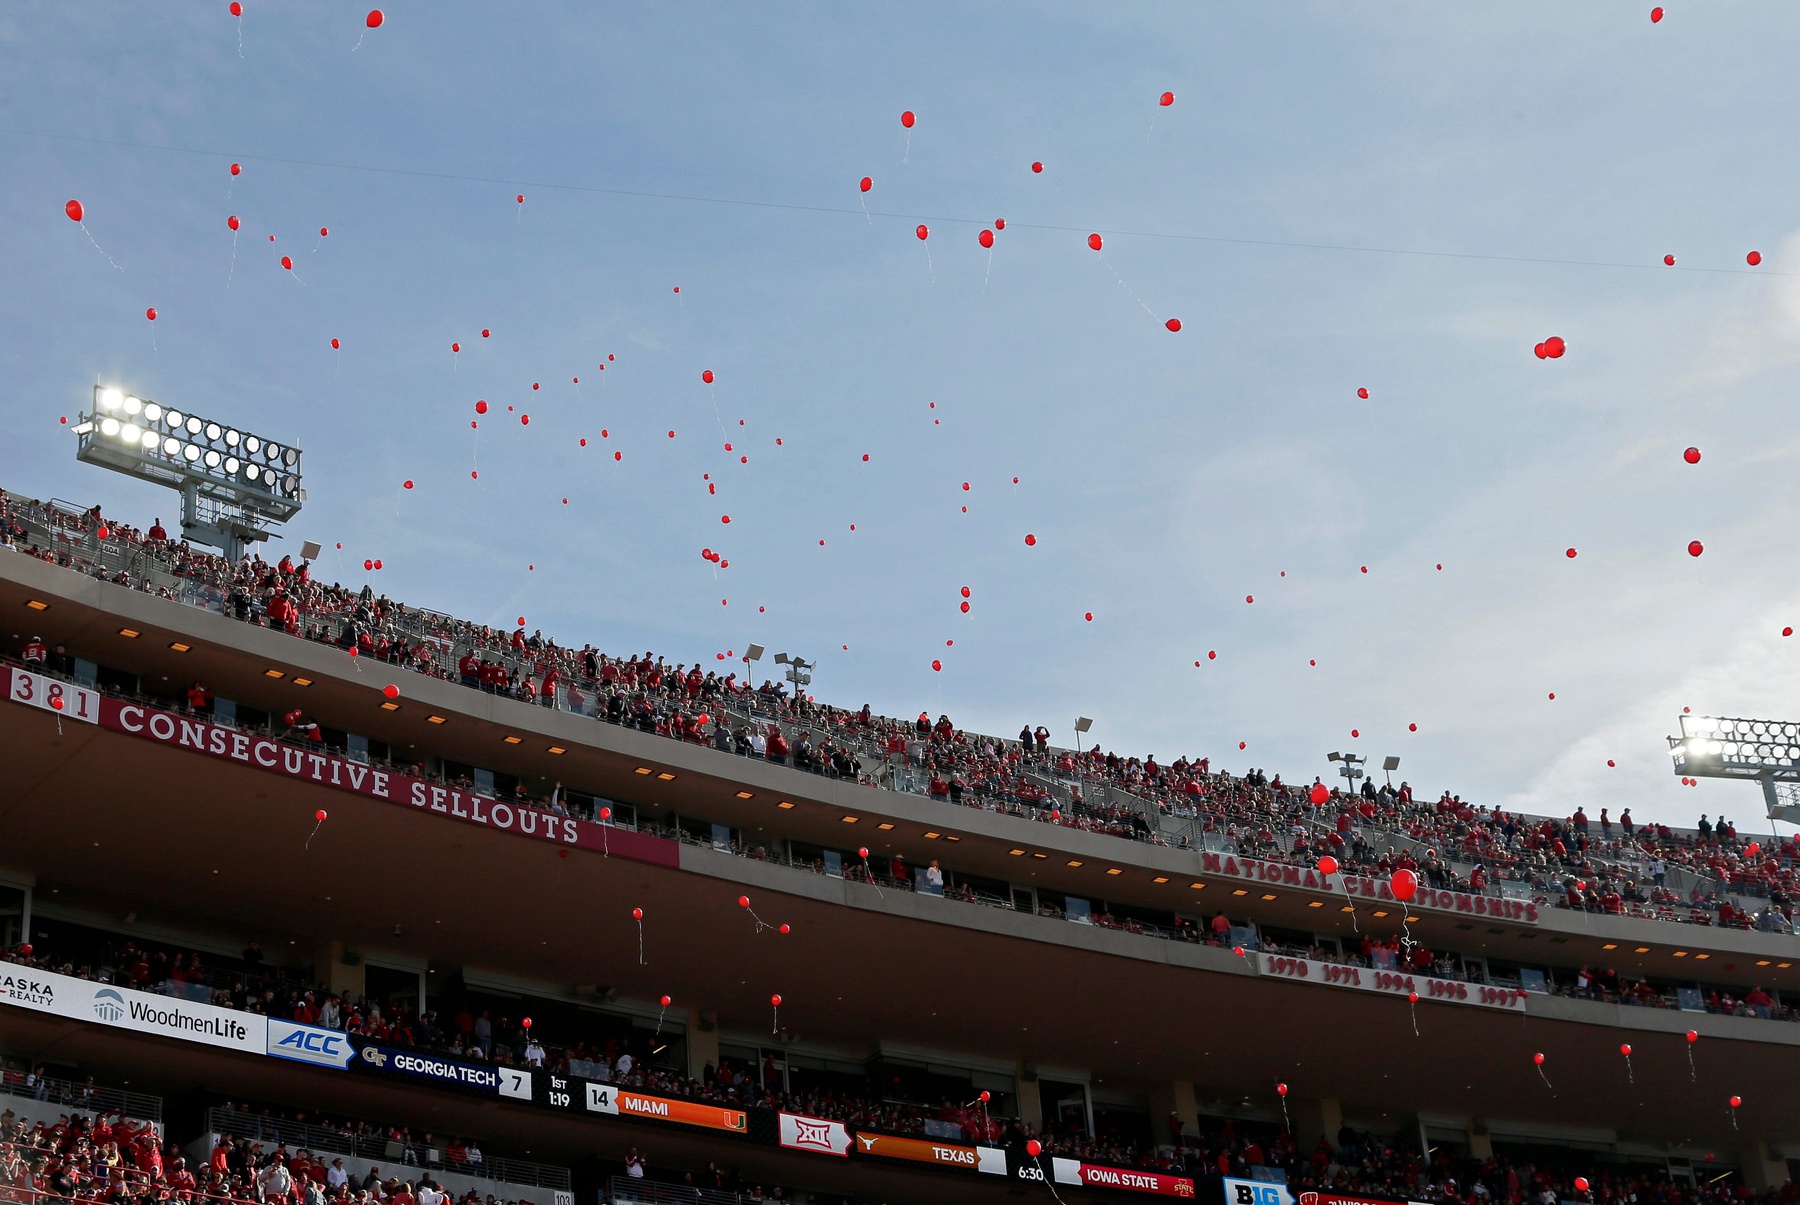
[
  {"left": 320, "top": 227, "right": 329, "bottom": 237},
  {"left": 1687, "top": 540, "right": 1704, "bottom": 557},
  {"left": 862, "top": 453, "right": 870, "bottom": 461},
  {"left": 916, "top": 224, "right": 929, "bottom": 240},
  {"left": 1544, "top": 335, "right": 1566, "bottom": 358},
  {"left": 1246, "top": 595, "right": 1254, "bottom": 604},
  {"left": 1534, "top": 343, "right": 1547, "bottom": 359},
  {"left": 1165, "top": 318, "right": 1182, "bottom": 332},
  {"left": 1566, "top": 548, "right": 1577, "bottom": 558},
  {"left": 1026, "top": 1141, "right": 1042, "bottom": 1158},
  {"left": 96, "top": 525, "right": 110, "bottom": 540},
  {"left": 1208, "top": 650, "right": 1216, "bottom": 660},
  {"left": 16, "top": 944, "right": 30, "bottom": 957},
  {"left": 364, "top": 559, "right": 374, "bottom": 570},
  {"left": 960, "top": 586, "right": 971, "bottom": 598},
  {"left": 995, "top": 218, "right": 1006, "bottom": 230},
  {"left": 1534, "top": 1052, "right": 1545, "bottom": 1065},
  {"left": 1084, "top": 612, "right": 1093, "bottom": 622},
  {"left": 1664, "top": 254, "right": 1676, "bottom": 266},
  {"left": 778, "top": 923, "right": 790, "bottom": 934},
  {"left": 516, "top": 194, "right": 525, "bottom": 204},
  {"left": 1784, "top": 627, "right": 1794, "bottom": 637},
  {"left": 1650, "top": 5, "right": 1663, "bottom": 20},
  {"left": 1389, "top": 868, "right": 1418, "bottom": 901},
  {"left": 979, "top": 229, "right": 994, "bottom": 248},
  {"left": 1575, "top": 1180, "right": 1590, "bottom": 1194},
  {"left": 1684, "top": 446, "right": 1701, "bottom": 463},
  {"left": 721, "top": 515, "right": 731, "bottom": 523},
  {"left": 520, "top": 415, "right": 529, "bottom": 425},
  {"left": 632, "top": 907, "right": 644, "bottom": 920},
  {"left": 331, "top": 338, "right": 340, "bottom": 349},
  {"left": 1409, "top": 722, "right": 1417, "bottom": 731},
  {"left": 857, "top": 846, "right": 869, "bottom": 858},
  {"left": 1159, "top": 91, "right": 1175, "bottom": 107},
  {"left": 1309, "top": 783, "right": 1329, "bottom": 805},
  {"left": 979, "top": 1090, "right": 991, "bottom": 1103},
  {"left": 702, "top": 369, "right": 714, "bottom": 383},
  {"left": 521, "top": 1017, "right": 532, "bottom": 1029},
  {"left": 475, "top": 400, "right": 488, "bottom": 414},
  {"left": 315, "top": 809, "right": 327, "bottom": 822},
  {"left": 227, "top": 214, "right": 240, "bottom": 231},
  {"left": 64, "top": 199, "right": 83, "bottom": 222},
  {"left": 1686, "top": 1030, "right": 1698, "bottom": 1043},
  {"left": 900, "top": 110, "right": 915, "bottom": 128},
  {"left": 1024, "top": 533, "right": 1037, "bottom": 546},
  {"left": 1746, "top": 251, "right": 1762, "bottom": 266},
  {"left": 1729, "top": 1095, "right": 1741, "bottom": 1108},
  {"left": 230, "top": 1, "right": 242, "bottom": 14},
  {"left": 145, "top": 308, "right": 157, "bottom": 321},
  {"left": 1031, "top": 161, "right": 1043, "bottom": 173},
  {"left": 402, "top": 480, "right": 413, "bottom": 489},
  {"left": 1317, "top": 855, "right": 1339, "bottom": 875},
  {"left": 281, "top": 256, "right": 293, "bottom": 270},
  {"left": 1620, "top": 1044, "right": 1632, "bottom": 1056},
  {"left": 365, "top": 9, "right": 383, "bottom": 27},
  {"left": 383, "top": 684, "right": 400, "bottom": 699},
  {"left": 770, "top": 993, "right": 782, "bottom": 1007},
  {"left": 614, "top": 452, "right": 622, "bottom": 461},
  {"left": 1356, "top": 387, "right": 1369, "bottom": 399},
  {"left": 931, "top": 659, "right": 942, "bottom": 671},
  {"left": 51, "top": 696, "right": 64, "bottom": 711},
  {"left": 230, "top": 163, "right": 241, "bottom": 177},
  {"left": 1276, "top": 1083, "right": 1287, "bottom": 1097},
  {"left": 859, "top": 177, "right": 872, "bottom": 193},
  {"left": 1087, "top": 233, "right": 1103, "bottom": 251},
  {"left": 738, "top": 895, "right": 750, "bottom": 908}
]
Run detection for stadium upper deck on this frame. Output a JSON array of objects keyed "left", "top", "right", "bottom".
[{"left": 2, "top": 484, "right": 1798, "bottom": 1203}]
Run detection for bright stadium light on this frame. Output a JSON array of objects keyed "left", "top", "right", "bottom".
[
  {"left": 1669, "top": 713, "right": 1800, "bottom": 825},
  {"left": 74, "top": 384, "right": 305, "bottom": 560}
]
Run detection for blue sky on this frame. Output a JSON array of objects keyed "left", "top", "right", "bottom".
[{"left": 3, "top": 3, "right": 1799, "bottom": 831}]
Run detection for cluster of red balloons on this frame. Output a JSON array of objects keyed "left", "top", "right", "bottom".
[{"left": 1533, "top": 336, "right": 1567, "bottom": 359}]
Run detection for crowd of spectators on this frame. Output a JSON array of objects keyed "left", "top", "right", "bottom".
[{"left": 3, "top": 489, "right": 1798, "bottom": 940}]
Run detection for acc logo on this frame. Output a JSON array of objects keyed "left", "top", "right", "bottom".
[
  {"left": 92, "top": 988, "right": 127, "bottom": 1023},
  {"left": 268, "top": 1020, "right": 353, "bottom": 1069}
]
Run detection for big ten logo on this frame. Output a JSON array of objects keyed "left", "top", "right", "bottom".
[{"left": 1232, "top": 1183, "right": 1285, "bottom": 1205}]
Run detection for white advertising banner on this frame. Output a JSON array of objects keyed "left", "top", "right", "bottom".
[
  {"left": 779, "top": 1112, "right": 852, "bottom": 1157},
  {"left": 1225, "top": 1179, "right": 1295, "bottom": 1205},
  {"left": 0, "top": 965, "right": 267, "bottom": 1054}
]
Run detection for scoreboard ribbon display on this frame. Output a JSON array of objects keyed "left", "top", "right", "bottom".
[
  {"left": 851, "top": 1132, "right": 1007, "bottom": 1175},
  {"left": 584, "top": 1081, "right": 748, "bottom": 1134}
]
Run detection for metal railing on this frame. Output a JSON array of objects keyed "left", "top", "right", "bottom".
[
  {"left": 0, "top": 1069, "right": 163, "bottom": 1122},
  {"left": 206, "top": 1109, "right": 572, "bottom": 1190},
  {"left": 608, "top": 1175, "right": 739, "bottom": 1205}
]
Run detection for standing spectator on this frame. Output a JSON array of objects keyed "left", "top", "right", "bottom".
[{"left": 624, "top": 1148, "right": 646, "bottom": 1180}]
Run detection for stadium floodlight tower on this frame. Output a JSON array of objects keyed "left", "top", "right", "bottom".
[
  {"left": 1667, "top": 713, "right": 1800, "bottom": 826},
  {"left": 72, "top": 385, "right": 304, "bottom": 562}
]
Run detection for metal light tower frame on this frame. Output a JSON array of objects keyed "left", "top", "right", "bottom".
[
  {"left": 772, "top": 652, "right": 813, "bottom": 701},
  {"left": 1667, "top": 713, "right": 1800, "bottom": 825},
  {"left": 72, "top": 385, "right": 304, "bottom": 561}
]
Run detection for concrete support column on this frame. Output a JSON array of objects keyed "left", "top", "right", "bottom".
[
  {"left": 1293, "top": 1097, "right": 1343, "bottom": 1155},
  {"left": 313, "top": 942, "right": 363, "bottom": 1001},
  {"left": 1738, "top": 1147, "right": 1789, "bottom": 1190},
  {"left": 1147, "top": 1081, "right": 1199, "bottom": 1148},
  {"left": 1016, "top": 1064, "right": 1043, "bottom": 1130},
  {"left": 686, "top": 1009, "right": 720, "bottom": 1084}
]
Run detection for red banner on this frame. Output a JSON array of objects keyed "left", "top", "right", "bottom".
[
  {"left": 1055, "top": 1159, "right": 1195, "bottom": 1197},
  {"left": 2, "top": 666, "right": 678, "bottom": 868}
]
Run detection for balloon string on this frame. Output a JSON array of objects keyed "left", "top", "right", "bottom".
[
  {"left": 983, "top": 249, "right": 993, "bottom": 293},
  {"left": 748, "top": 907, "right": 772, "bottom": 934},
  {"left": 770, "top": 1003, "right": 779, "bottom": 1035},
  {"left": 304, "top": 817, "right": 324, "bottom": 851},
  {"left": 352, "top": 30, "right": 366, "bottom": 51},
  {"left": 903, "top": 131, "right": 911, "bottom": 167},
  {"left": 1409, "top": 997, "right": 1419, "bottom": 1037},
  {"left": 636, "top": 918, "right": 644, "bottom": 965},
  {"left": 227, "top": 230, "right": 239, "bottom": 289},
  {"left": 1279, "top": 1097, "right": 1290, "bottom": 1131},
  {"left": 1536, "top": 1065, "right": 1555, "bottom": 1093},
  {"left": 654, "top": 1003, "right": 666, "bottom": 1038},
  {"left": 1687, "top": 1046, "right": 1696, "bottom": 1083},
  {"left": 150, "top": 326, "right": 159, "bottom": 357},
  {"left": 1625, "top": 1055, "right": 1634, "bottom": 1084},
  {"left": 862, "top": 855, "right": 884, "bottom": 899},
  {"left": 924, "top": 243, "right": 934, "bottom": 284},
  {"left": 1035, "top": 1155, "right": 1066, "bottom": 1205},
  {"left": 1100, "top": 254, "right": 1158, "bottom": 320},
  {"left": 236, "top": 15, "right": 243, "bottom": 58},
  {"left": 81, "top": 223, "right": 124, "bottom": 272},
  {"left": 1342, "top": 879, "right": 1360, "bottom": 932},
  {"left": 859, "top": 194, "right": 871, "bottom": 226}
]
